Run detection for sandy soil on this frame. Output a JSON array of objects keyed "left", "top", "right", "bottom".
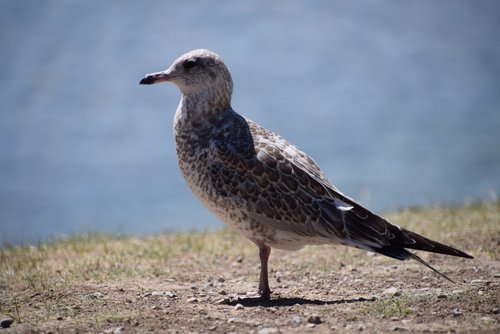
[{"left": 1, "top": 204, "right": 499, "bottom": 333}]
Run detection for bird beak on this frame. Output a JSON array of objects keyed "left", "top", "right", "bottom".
[{"left": 139, "top": 70, "right": 172, "bottom": 85}]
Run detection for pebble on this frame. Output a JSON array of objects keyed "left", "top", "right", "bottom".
[
  {"left": 0, "top": 318, "right": 14, "bottom": 328},
  {"left": 480, "top": 316, "right": 495, "bottom": 323},
  {"left": 452, "top": 309, "right": 463, "bottom": 317},
  {"left": 187, "top": 297, "right": 198, "bottom": 303},
  {"left": 151, "top": 291, "right": 164, "bottom": 296},
  {"left": 392, "top": 326, "right": 408, "bottom": 331},
  {"left": 219, "top": 290, "right": 228, "bottom": 295},
  {"left": 493, "top": 273, "right": 500, "bottom": 278},
  {"left": 165, "top": 291, "right": 176, "bottom": 298},
  {"left": 492, "top": 308, "right": 499, "bottom": 314},
  {"left": 306, "top": 323, "right": 316, "bottom": 328},
  {"left": 218, "top": 277, "right": 225, "bottom": 282},
  {"left": 88, "top": 292, "right": 104, "bottom": 299},
  {"left": 471, "top": 279, "right": 487, "bottom": 284},
  {"left": 216, "top": 298, "right": 231, "bottom": 305},
  {"left": 113, "top": 327, "right": 124, "bottom": 334},
  {"left": 382, "top": 287, "right": 401, "bottom": 297},
  {"left": 307, "top": 314, "right": 322, "bottom": 324},
  {"left": 234, "top": 303, "right": 244, "bottom": 310},
  {"left": 258, "top": 327, "right": 279, "bottom": 334}
]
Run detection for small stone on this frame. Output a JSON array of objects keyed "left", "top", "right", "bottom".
[
  {"left": 492, "top": 308, "right": 499, "bottom": 314},
  {"left": 437, "top": 294, "right": 447, "bottom": 299},
  {"left": 258, "top": 327, "right": 278, "bottom": 334},
  {"left": 392, "top": 326, "right": 408, "bottom": 331},
  {"left": 236, "top": 255, "right": 244, "bottom": 263},
  {"left": 390, "top": 317, "right": 399, "bottom": 321},
  {"left": 307, "top": 314, "right": 322, "bottom": 324},
  {"left": 292, "top": 315, "right": 302, "bottom": 324},
  {"left": 358, "top": 323, "right": 366, "bottom": 331},
  {"left": 89, "top": 292, "right": 104, "bottom": 299},
  {"left": 480, "top": 316, "right": 495, "bottom": 323},
  {"left": 113, "top": 327, "right": 124, "bottom": 334},
  {"left": 227, "top": 317, "right": 236, "bottom": 323},
  {"left": 219, "top": 290, "right": 227, "bottom": 295},
  {"left": 306, "top": 323, "right": 315, "bottom": 328},
  {"left": 216, "top": 297, "right": 231, "bottom": 305},
  {"left": 1, "top": 318, "right": 14, "bottom": 328},
  {"left": 493, "top": 273, "right": 500, "bottom": 278},
  {"left": 151, "top": 291, "right": 164, "bottom": 296},
  {"left": 382, "top": 287, "right": 401, "bottom": 297},
  {"left": 165, "top": 291, "right": 176, "bottom": 298},
  {"left": 218, "top": 277, "right": 225, "bottom": 282},
  {"left": 57, "top": 315, "right": 64, "bottom": 320},
  {"left": 234, "top": 303, "right": 244, "bottom": 310},
  {"left": 452, "top": 309, "right": 462, "bottom": 317},
  {"left": 471, "top": 279, "right": 487, "bottom": 284},
  {"left": 366, "top": 251, "right": 376, "bottom": 257},
  {"left": 187, "top": 297, "right": 198, "bottom": 303}
]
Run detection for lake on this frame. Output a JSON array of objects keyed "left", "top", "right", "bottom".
[{"left": 1, "top": 1, "right": 499, "bottom": 245}]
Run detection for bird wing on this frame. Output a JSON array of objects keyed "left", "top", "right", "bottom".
[
  {"left": 209, "top": 118, "right": 472, "bottom": 263},
  {"left": 245, "top": 119, "right": 396, "bottom": 250}
]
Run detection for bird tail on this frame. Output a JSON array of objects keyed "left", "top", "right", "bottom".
[
  {"left": 395, "top": 226, "right": 473, "bottom": 259},
  {"left": 372, "top": 225, "right": 473, "bottom": 283},
  {"left": 407, "top": 252, "right": 455, "bottom": 283}
]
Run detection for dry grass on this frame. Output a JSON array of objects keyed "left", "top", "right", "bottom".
[{"left": 1, "top": 201, "right": 499, "bottom": 333}]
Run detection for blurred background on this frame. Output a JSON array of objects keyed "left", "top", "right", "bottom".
[{"left": 1, "top": 0, "right": 499, "bottom": 246}]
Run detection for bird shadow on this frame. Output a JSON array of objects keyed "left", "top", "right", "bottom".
[{"left": 229, "top": 295, "right": 377, "bottom": 308}]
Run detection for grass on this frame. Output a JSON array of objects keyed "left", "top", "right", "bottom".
[{"left": 0, "top": 201, "right": 499, "bottom": 332}]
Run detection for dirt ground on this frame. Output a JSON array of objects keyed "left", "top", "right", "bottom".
[{"left": 1, "top": 203, "right": 499, "bottom": 333}]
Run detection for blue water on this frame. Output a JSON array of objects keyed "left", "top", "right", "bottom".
[{"left": 1, "top": 1, "right": 499, "bottom": 246}]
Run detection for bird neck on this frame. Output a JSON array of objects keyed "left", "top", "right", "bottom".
[
  {"left": 173, "top": 88, "right": 233, "bottom": 133},
  {"left": 180, "top": 87, "right": 232, "bottom": 119}
]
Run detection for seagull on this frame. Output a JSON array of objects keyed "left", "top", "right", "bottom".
[{"left": 140, "top": 49, "right": 473, "bottom": 301}]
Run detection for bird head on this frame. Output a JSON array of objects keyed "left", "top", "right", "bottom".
[{"left": 140, "top": 49, "right": 233, "bottom": 99}]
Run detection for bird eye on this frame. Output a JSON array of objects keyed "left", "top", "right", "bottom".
[{"left": 183, "top": 59, "right": 197, "bottom": 70}]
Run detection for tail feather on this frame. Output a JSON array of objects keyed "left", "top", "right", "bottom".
[
  {"left": 396, "top": 226, "right": 473, "bottom": 259},
  {"left": 407, "top": 252, "right": 455, "bottom": 283},
  {"left": 328, "top": 194, "right": 473, "bottom": 281},
  {"left": 367, "top": 222, "right": 473, "bottom": 283}
]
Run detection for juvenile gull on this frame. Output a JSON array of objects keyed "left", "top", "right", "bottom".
[{"left": 140, "top": 49, "right": 472, "bottom": 301}]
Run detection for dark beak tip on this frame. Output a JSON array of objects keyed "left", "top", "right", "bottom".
[{"left": 139, "top": 77, "right": 153, "bottom": 85}]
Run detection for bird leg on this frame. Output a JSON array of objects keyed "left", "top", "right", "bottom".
[{"left": 257, "top": 245, "right": 271, "bottom": 300}]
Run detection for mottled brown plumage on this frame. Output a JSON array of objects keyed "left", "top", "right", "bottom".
[{"left": 140, "top": 49, "right": 472, "bottom": 301}]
